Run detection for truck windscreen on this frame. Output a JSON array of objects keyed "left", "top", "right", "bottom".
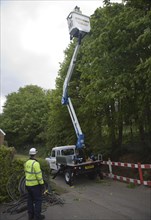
[{"left": 61, "top": 149, "right": 75, "bottom": 156}]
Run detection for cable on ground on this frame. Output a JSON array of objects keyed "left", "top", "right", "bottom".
[{"left": 3, "top": 171, "right": 65, "bottom": 215}]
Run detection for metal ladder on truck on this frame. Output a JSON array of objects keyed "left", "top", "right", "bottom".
[{"left": 62, "top": 6, "right": 91, "bottom": 149}]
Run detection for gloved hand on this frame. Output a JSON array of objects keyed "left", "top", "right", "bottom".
[{"left": 43, "top": 189, "right": 49, "bottom": 195}]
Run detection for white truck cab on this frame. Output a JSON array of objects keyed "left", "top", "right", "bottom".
[{"left": 45, "top": 145, "right": 76, "bottom": 171}]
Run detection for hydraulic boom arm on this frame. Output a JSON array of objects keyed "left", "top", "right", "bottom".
[
  {"left": 62, "top": 34, "right": 84, "bottom": 149},
  {"left": 62, "top": 7, "right": 90, "bottom": 149}
]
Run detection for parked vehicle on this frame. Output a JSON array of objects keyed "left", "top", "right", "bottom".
[{"left": 46, "top": 145, "right": 103, "bottom": 186}]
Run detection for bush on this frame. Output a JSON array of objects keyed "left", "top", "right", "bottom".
[
  {"left": 0, "top": 146, "right": 50, "bottom": 203},
  {"left": 0, "top": 145, "right": 16, "bottom": 202},
  {"left": 38, "top": 158, "right": 50, "bottom": 176}
]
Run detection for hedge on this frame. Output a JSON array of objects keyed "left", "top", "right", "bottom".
[{"left": 0, "top": 145, "right": 50, "bottom": 203}]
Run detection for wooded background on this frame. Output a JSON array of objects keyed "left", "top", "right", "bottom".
[{"left": 1, "top": 0, "right": 151, "bottom": 162}]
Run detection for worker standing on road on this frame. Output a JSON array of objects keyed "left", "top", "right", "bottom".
[{"left": 24, "top": 148, "right": 45, "bottom": 220}]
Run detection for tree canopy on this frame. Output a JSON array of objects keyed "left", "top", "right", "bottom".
[
  {"left": 1, "top": 85, "right": 50, "bottom": 148},
  {"left": 1, "top": 1, "right": 151, "bottom": 161}
]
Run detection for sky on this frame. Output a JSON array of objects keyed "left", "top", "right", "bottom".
[{"left": 0, "top": 0, "right": 122, "bottom": 113}]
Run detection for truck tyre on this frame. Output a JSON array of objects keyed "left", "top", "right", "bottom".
[{"left": 65, "top": 169, "right": 74, "bottom": 186}]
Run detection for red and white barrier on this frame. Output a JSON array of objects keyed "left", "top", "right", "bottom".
[
  {"left": 102, "top": 161, "right": 138, "bottom": 168},
  {"left": 102, "top": 161, "right": 151, "bottom": 169},
  {"left": 102, "top": 159, "right": 151, "bottom": 186},
  {"left": 141, "top": 164, "right": 151, "bottom": 169},
  {"left": 103, "top": 172, "right": 141, "bottom": 184}
]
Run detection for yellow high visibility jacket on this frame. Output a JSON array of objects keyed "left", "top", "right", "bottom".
[{"left": 24, "top": 159, "right": 44, "bottom": 186}]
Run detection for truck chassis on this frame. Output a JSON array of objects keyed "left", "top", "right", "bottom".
[{"left": 53, "top": 156, "right": 103, "bottom": 186}]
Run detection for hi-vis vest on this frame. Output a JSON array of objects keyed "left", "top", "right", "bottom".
[{"left": 24, "top": 159, "right": 44, "bottom": 186}]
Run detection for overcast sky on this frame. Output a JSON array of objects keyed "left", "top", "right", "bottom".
[{"left": 1, "top": 0, "right": 121, "bottom": 113}]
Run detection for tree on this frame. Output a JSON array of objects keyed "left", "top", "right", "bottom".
[
  {"left": 77, "top": 3, "right": 151, "bottom": 158},
  {"left": 0, "top": 85, "right": 50, "bottom": 148},
  {"left": 124, "top": 0, "right": 151, "bottom": 12}
]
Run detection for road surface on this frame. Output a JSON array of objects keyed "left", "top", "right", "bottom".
[{"left": 0, "top": 175, "right": 150, "bottom": 220}]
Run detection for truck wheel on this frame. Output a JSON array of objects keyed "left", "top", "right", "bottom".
[{"left": 65, "top": 169, "right": 74, "bottom": 186}]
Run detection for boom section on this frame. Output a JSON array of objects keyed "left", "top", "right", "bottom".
[
  {"left": 61, "top": 35, "right": 84, "bottom": 149},
  {"left": 62, "top": 39, "right": 81, "bottom": 106},
  {"left": 61, "top": 7, "right": 90, "bottom": 149}
]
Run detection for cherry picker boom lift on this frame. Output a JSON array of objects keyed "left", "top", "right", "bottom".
[
  {"left": 62, "top": 6, "right": 90, "bottom": 149},
  {"left": 46, "top": 7, "right": 103, "bottom": 185}
]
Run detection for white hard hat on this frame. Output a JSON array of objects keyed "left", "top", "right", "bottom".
[{"left": 29, "top": 148, "right": 38, "bottom": 155}]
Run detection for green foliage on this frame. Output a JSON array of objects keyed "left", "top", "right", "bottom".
[
  {"left": 38, "top": 158, "right": 51, "bottom": 176},
  {"left": 40, "top": 4, "right": 149, "bottom": 160},
  {"left": 0, "top": 85, "right": 50, "bottom": 149},
  {"left": 143, "top": 170, "right": 151, "bottom": 181},
  {"left": 127, "top": 182, "right": 137, "bottom": 189},
  {"left": 124, "top": 0, "right": 151, "bottom": 12},
  {"left": 77, "top": 3, "right": 151, "bottom": 158},
  {"left": 0, "top": 146, "right": 50, "bottom": 203},
  {"left": 0, "top": 146, "right": 16, "bottom": 202}
]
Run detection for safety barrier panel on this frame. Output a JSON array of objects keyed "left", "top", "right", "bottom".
[{"left": 102, "top": 159, "right": 151, "bottom": 186}]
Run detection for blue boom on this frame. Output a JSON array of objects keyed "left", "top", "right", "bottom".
[{"left": 62, "top": 7, "right": 90, "bottom": 149}]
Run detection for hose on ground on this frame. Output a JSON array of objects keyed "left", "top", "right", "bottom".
[{"left": 3, "top": 171, "right": 64, "bottom": 215}]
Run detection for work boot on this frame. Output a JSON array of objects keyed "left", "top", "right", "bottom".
[
  {"left": 34, "top": 214, "right": 45, "bottom": 220},
  {"left": 28, "top": 214, "right": 34, "bottom": 220},
  {"left": 40, "top": 215, "right": 45, "bottom": 220}
]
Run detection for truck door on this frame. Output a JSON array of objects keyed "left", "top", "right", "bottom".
[
  {"left": 50, "top": 149, "right": 60, "bottom": 170},
  {"left": 50, "top": 149, "right": 57, "bottom": 170}
]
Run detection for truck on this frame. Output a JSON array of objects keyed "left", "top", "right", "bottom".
[{"left": 46, "top": 6, "right": 103, "bottom": 186}]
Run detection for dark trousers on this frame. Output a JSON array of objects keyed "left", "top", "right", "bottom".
[{"left": 26, "top": 185, "right": 42, "bottom": 220}]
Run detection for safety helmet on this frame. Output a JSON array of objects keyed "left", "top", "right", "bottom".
[{"left": 29, "top": 148, "right": 38, "bottom": 155}]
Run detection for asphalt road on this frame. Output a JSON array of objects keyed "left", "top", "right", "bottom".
[{"left": 0, "top": 175, "right": 151, "bottom": 220}]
